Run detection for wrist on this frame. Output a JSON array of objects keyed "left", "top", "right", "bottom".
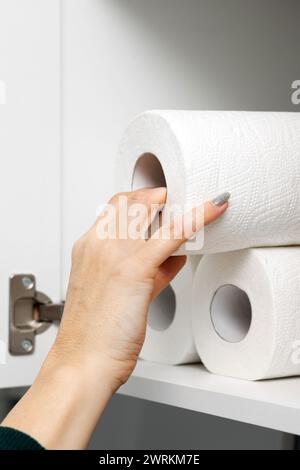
[{"left": 42, "top": 343, "right": 121, "bottom": 396}]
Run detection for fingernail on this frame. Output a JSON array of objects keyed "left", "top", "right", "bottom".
[{"left": 212, "top": 192, "right": 231, "bottom": 207}]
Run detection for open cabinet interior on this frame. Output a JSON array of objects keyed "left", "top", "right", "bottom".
[
  {"left": 61, "top": 0, "right": 299, "bottom": 293},
  {"left": 61, "top": 0, "right": 300, "bottom": 436}
]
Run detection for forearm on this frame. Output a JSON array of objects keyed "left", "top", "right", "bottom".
[{"left": 1, "top": 352, "right": 115, "bottom": 450}]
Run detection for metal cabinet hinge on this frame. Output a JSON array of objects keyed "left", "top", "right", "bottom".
[{"left": 9, "top": 274, "right": 64, "bottom": 356}]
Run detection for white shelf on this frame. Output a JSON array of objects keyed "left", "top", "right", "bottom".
[{"left": 119, "top": 361, "right": 300, "bottom": 435}]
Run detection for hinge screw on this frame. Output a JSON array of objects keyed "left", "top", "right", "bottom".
[
  {"left": 21, "top": 339, "right": 33, "bottom": 353},
  {"left": 22, "top": 276, "right": 34, "bottom": 290}
]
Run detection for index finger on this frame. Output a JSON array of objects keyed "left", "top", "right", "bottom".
[{"left": 136, "top": 194, "right": 230, "bottom": 268}]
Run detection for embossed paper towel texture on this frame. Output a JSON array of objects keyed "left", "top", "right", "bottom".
[{"left": 117, "top": 111, "right": 300, "bottom": 254}]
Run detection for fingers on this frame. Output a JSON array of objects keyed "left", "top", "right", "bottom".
[
  {"left": 125, "top": 187, "right": 167, "bottom": 236},
  {"left": 95, "top": 187, "right": 167, "bottom": 239},
  {"left": 138, "top": 195, "right": 230, "bottom": 267},
  {"left": 151, "top": 256, "right": 187, "bottom": 300},
  {"left": 110, "top": 188, "right": 167, "bottom": 212},
  {"left": 94, "top": 189, "right": 230, "bottom": 269}
]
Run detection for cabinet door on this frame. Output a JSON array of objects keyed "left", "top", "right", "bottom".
[{"left": 0, "top": 0, "right": 61, "bottom": 388}]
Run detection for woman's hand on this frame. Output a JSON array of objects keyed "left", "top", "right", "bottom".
[
  {"left": 51, "top": 188, "right": 229, "bottom": 389},
  {"left": 2, "top": 188, "right": 229, "bottom": 449}
]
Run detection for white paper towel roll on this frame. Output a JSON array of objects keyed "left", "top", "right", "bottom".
[
  {"left": 140, "top": 256, "right": 201, "bottom": 365},
  {"left": 117, "top": 110, "right": 300, "bottom": 254},
  {"left": 192, "top": 248, "right": 300, "bottom": 381}
]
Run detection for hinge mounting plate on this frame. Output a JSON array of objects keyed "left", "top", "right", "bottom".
[{"left": 9, "top": 274, "right": 64, "bottom": 356}]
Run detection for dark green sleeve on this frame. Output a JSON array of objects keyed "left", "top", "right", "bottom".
[{"left": 0, "top": 427, "right": 45, "bottom": 450}]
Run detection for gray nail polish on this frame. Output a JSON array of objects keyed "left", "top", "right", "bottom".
[{"left": 212, "top": 192, "right": 231, "bottom": 207}]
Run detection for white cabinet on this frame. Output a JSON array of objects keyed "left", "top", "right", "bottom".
[
  {"left": 0, "top": 0, "right": 61, "bottom": 387},
  {"left": 0, "top": 0, "right": 299, "bottom": 436}
]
